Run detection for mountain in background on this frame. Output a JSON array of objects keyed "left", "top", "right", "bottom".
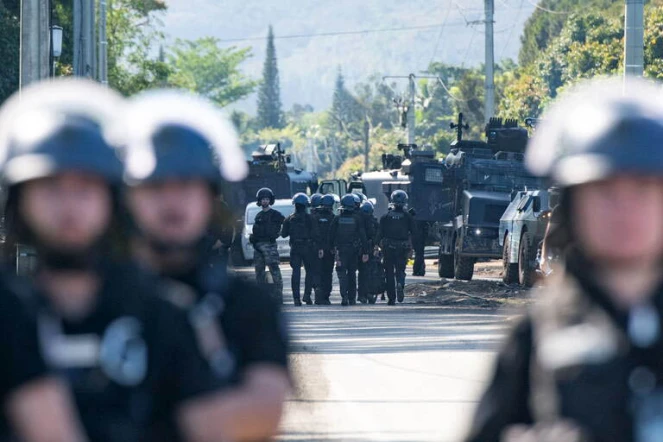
[{"left": 162, "top": 0, "right": 536, "bottom": 113}]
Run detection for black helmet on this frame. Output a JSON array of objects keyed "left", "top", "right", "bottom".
[
  {"left": 341, "top": 194, "right": 356, "bottom": 210},
  {"left": 0, "top": 79, "right": 123, "bottom": 186},
  {"left": 526, "top": 77, "right": 663, "bottom": 187},
  {"left": 256, "top": 187, "right": 275, "bottom": 205},
  {"left": 360, "top": 201, "right": 374, "bottom": 215},
  {"left": 391, "top": 190, "right": 408, "bottom": 206},
  {"left": 117, "top": 90, "right": 247, "bottom": 188},
  {"left": 292, "top": 192, "right": 310, "bottom": 206},
  {"left": 320, "top": 194, "right": 335, "bottom": 208},
  {"left": 310, "top": 193, "right": 323, "bottom": 208}
]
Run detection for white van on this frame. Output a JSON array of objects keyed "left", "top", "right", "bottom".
[{"left": 240, "top": 199, "right": 296, "bottom": 262}]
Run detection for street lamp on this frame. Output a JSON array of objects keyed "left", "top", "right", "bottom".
[{"left": 50, "top": 25, "right": 63, "bottom": 76}]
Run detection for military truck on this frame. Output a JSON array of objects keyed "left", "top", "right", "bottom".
[
  {"left": 499, "top": 188, "right": 557, "bottom": 287},
  {"left": 435, "top": 115, "right": 543, "bottom": 281}
]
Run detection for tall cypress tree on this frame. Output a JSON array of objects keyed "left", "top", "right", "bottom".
[{"left": 257, "top": 26, "right": 284, "bottom": 129}]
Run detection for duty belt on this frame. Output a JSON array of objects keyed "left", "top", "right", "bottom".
[{"left": 383, "top": 239, "right": 409, "bottom": 248}]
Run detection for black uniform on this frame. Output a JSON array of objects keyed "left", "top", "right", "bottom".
[
  {"left": 311, "top": 207, "right": 335, "bottom": 304},
  {"left": 0, "top": 273, "right": 53, "bottom": 440},
  {"left": 329, "top": 210, "right": 367, "bottom": 305},
  {"left": 250, "top": 208, "right": 285, "bottom": 299},
  {"left": 377, "top": 207, "right": 415, "bottom": 303},
  {"left": 357, "top": 211, "right": 379, "bottom": 303},
  {"left": 31, "top": 261, "right": 223, "bottom": 442},
  {"left": 467, "top": 253, "right": 663, "bottom": 442},
  {"left": 411, "top": 218, "right": 429, "bottom": 276},
  {"left": 159, "top": 255, "right": 289, "bottom": 387},
  {"left": 281, "top": 209, "right": 317, "bottom": 304}
]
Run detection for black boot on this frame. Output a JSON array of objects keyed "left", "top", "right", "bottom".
[
  {"left": 302, "top": 293, "right": 313, "bottom": 305},
  {"left": 341, "top": 297, "right": 349, "bottom": 306},
  {"left": 387, "top": 298, "right": 396, "bottom": 306},
  {"left": 293, "top": 297, "right": 302, "bottom": 306},
  {"left": 397, "top": 284, "right": 405, "bottom": 303}
]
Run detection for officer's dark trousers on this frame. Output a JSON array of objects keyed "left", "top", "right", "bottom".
[
  {"left": 290, "top": 243, "right": 314, "bottom": 301},
  {"left": 357, "top": 260, "right": 369, "bottom": 301},
  {"left": 336, "top": 246, "right": 359, "bottom": 302},
  {"left": 316, "top": 250, "right": 335, "bottom": 303},
  {"left": 412, "top": 222, "right": 428, "bottom": 276},
  {"left": 383, "top": 246, "right": 409, "bottom": 302}
]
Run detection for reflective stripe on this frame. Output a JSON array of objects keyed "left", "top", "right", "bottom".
[{"left": 38, "top": 314, "right": 100, "bottom": 368}]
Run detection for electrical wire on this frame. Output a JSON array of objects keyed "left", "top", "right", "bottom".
[
  {"left": 499, "top": 0, "right": 525, "bottom": 59},
  {"left": 524, "top": 0, "right": 569, "bottom": 14},
  {"left": 217, "top": 21, "right": 469, "bottom": 43},
  {"left": 427, "top": 3, "right": 453, "bottom": 69}
]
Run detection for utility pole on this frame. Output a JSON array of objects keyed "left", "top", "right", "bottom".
[
  {"left": 484, "top": 0, "right": 495, "bottom": 123},
  {"left": 624, "top": 0, "right": 644, "bottom": 89},
  {"left": 20, "top": 0, "right": 50, "bottom": 88},
  {"left": 99, "top": 0, "right": 108, "bottom": 84},
  {"left": 74, "top": 0, "right": 96, "bottom": 78},
  {"left": 408, "top": 74, "right": 416, "bottom": 145}
]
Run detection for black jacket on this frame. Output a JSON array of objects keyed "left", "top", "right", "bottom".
[
  {"left": 251, "top": 208, "right": 285, "bottom": 243},
  {"left": 466, "top": 253, "right": 663, "bottom": 442}
]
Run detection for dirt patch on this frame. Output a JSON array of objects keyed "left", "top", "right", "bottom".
[{"left": 407, "top": 261, "right": 532, "bottom": 309}]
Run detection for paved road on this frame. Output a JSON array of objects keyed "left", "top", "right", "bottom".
[{"left": 233, "top": 263, "right": 513, "bottom": 442}]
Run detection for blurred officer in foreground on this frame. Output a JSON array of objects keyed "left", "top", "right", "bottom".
[
  {"left": 467, "top": 77, "right": 663, "bottom": 442},
  {"left": 250, "top": 187, "right": 285, "bottom": 303},
  {"left": 357, "top": 201, "right": 378, "bottom": 304},
  {"left": 312, "top": 194, "right": 336, "bottom": 305},
  {"left": 330, "top": 194, "right": 368, "bottom": 306},
  {"left": 121, "top": 90, "right": 290, "bottom": 442},
  {"left": 0, "top": 79, "right": 227, "bottom": 442},
  {"left": 377, "top": 190, "right": 414, "bottom": 305},
  {"left": 281, "top": 193, "right": 317, "bottom": 306}
]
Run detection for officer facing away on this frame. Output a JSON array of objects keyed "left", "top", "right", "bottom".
[
  {"left": 357, "top": 201, "right": 379, "bottom": 304},
  {"left": 312, "top": 194, "right": 336, "bottom": 305},
  {"left": 250, "top": 187, "right": 285, "bottom": 303},
  {"left": 0, "top": 79, "right": 227, "bottom": 442},
  {"left": 120, "top": 90, "right": 291, "bottom": 442},
  {"left": 281, "top": 193, "right": 317, "bottom": 306},
  {"left": 330, "top": 194, "right": 368, "bottom": 306},
  {"left": 310, "top": 193, "right": 323, "bottom": 212},
  {"left": 377, "top": 190, "right": 415, "bottom": 305},
  {"left": 466, "top": 77, "right": 663, "bottom": 442}
]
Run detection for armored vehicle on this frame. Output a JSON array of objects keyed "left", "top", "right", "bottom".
[
  {"left": 435, "top": 115, "right": 543, "bottom": 281},
  {"left": 499, "top": 188, "right": 558, "bottom": 287}
]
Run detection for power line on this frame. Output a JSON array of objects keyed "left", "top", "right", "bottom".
[
  {"left": 500, "top": 0, "right": 525, "bottom": 59},
  {"left": 524, "top": 0, "right": 569, "bottom": 14},
  {"left": 427, "top": 3, "right": 453, "bottom": 69},
  {"left": 216, "top": 21, "right": 469, "bottom": 43}
]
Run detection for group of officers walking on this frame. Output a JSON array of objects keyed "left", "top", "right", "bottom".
[
  {"left": 249, "top": 187, "right": 415, "bottom": 307},
  {"left": 0, "top": 79, "right": 290, "bottom": 442}
]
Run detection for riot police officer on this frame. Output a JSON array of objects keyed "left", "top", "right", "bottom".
[
  {"left": 330, "top": 194, "right": 368, "bottom": 306},
  {"left": 281, "top": 193, "right": 317, "bottom": 306},
  {"left": 250, "top": 187, "right": 285, "bottom": 302},
  {"left": 358, "top": 201, "right": 379, "bottom": 304},
  {"left": 310, "top": 193, "right": 323, "bottom": 212},
  {"left": 466, "top": 78, "right": 663, "bottom": 442},
  {"left": 0, "top": 79, "right": 227, "bottom": 442},
  {"left": 377, "top": 190, "right": 415, "bottom": 305},
  {"left": 312, "top": 194, "right": 336, "bottom": 305},
  {"left": 121, "top": 90, "right": 290, "bottom": 442}
]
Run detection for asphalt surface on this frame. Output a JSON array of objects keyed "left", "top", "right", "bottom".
[{"left": 233, "top": 263, "right": 512, "bottom": 442}]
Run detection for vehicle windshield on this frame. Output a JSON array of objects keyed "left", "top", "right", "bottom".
[{"left": 246, "top": 205, "right": 295, "bottom": 224}]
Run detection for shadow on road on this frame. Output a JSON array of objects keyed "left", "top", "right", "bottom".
[{"left": 285, "top": 306, "right": 509, "bottom": 354}]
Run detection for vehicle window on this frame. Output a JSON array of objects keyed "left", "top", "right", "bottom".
[{"left": 516, "top": 195, "right": 531, "bottom": 211}]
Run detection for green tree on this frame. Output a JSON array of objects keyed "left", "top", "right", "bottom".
[
  {"left": 167, "top": 37, "right": 257, "bottom": 107},
  {"left": 257, "top": 26, "right": 284, "bottom": 129}
]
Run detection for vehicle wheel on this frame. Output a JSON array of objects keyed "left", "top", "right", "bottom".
[
  {"left": 502, "top": 234, "right": 518, "bottom": 284},
  {"left": 518, "top": 232, "right": 536, "bottom": 288},
  {"left": 438, "top": 247, "right": 454, "bottom": 278},
  {"left": 454, "top": 236, "right": 474, "bottom": 281}
]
